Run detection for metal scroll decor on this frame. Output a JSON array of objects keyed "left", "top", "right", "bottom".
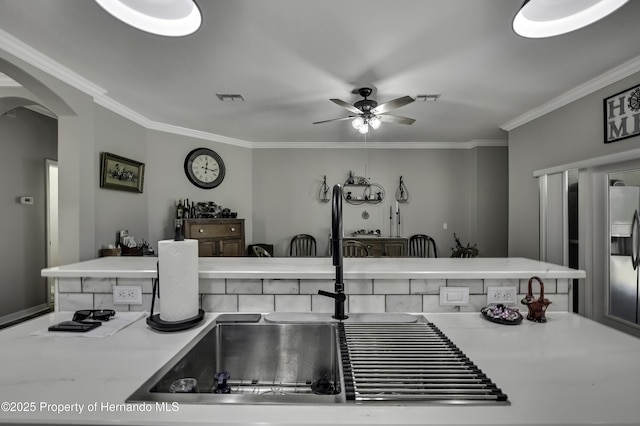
[
  {"left": 342, "top": 171, "right": 385, "bottom": 205},
  {"left": 604, "top": 83, "right": 640, "bottom": 144}
]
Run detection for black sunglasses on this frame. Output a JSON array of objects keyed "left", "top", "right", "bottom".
[{"left": 72, "top": 309, "right": 116, "bottom": 322}]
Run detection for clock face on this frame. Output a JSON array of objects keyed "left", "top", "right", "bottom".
[{"left": 184, "top": 148, "right": 225, "bottom": 189}]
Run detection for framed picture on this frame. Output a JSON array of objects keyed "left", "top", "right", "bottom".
[
  {"left": 100, "top": 152, "right": 145, "bottom": 193},
  {"left": 604, "top": 83, "right": 640, "bottom": 144}
]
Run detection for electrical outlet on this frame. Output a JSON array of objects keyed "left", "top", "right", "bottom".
[
  {"left": 486, "top": 286, "right": 518, "bottom": 305},
  {"left": 113, "top": 285, "right": 142, "bottom": 305}
]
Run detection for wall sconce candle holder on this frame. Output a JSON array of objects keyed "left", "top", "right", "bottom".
[
  {"left": 319, "top": 175, "right": 330, "bottom": 203},
  {"left": 396, "top": 175, "right": 409, "bottom": 203}
]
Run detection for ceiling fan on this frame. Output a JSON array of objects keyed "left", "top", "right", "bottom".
[{"left": 313, "top": 87, "right": 415, "bottom": 134}]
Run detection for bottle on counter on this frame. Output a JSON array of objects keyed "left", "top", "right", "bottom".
[{"left": 177, "top": 199, "right": 184, "bottom": 219}]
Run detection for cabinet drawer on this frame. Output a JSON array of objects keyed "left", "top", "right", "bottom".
[{"left": 187, "top": 223, "right": 242, "bottom": 239}]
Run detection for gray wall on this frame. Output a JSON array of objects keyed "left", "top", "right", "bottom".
[
  {"left": 0, "top": 50, "right": 508, "bottom": 281},
  {"left": 475, "top": 146, "right": 509, "bottom": 258},
  {"left": 0, "top": 107, "right": 56, "bottom": 317},
  {"left": 145, "top": 129, "right": 253, "bottom": 249},
  {"left": 252, "top": 146, "right": 508, "bottom": 257},
  {"left": 508, "top": 70, "right": 640, "bottom": 258}
]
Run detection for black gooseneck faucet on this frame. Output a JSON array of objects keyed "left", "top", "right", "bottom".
[{"left": 318, "top": 184, "right": 348, "bottom": 320}]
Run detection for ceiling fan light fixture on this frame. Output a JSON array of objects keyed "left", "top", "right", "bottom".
[
  {"left": 512, "top": 0, "right": 629, "bottom": 38},
  {"left": 95, "top": 0, "right": 202, "bottom": 37},
  {"left": 358, "top": 124, "right": 369, "bottom": 135},
  {"left": 369, "top": 116, "right": 381, "bottom": 130},
  {"left": 352, "top": 116, "right": 364, "bottom": 129}
]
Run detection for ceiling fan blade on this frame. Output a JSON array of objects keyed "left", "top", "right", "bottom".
[
  {"left": 312, "top": 116, "right": 354, "bottom": 125},
  {"left": 370, "top": 96, "right": 415, "bottom": 115},
  {"left": 330, "top": 98, "right": 363, "bottom": 115},
  {"left": 378, "top": 114, "right": 415, "bottom": 125}
]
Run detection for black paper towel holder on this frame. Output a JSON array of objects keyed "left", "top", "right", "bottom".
[{"left": 147, "top": 262, "right": 204, "bottom": 332}]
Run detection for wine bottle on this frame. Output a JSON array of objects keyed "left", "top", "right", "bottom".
[{"left": 177, "top": 199, "right": 184, "bottom": 219}]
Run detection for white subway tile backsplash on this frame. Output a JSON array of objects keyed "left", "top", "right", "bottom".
[
  {"left": 199, "top": 278, "right": 226, "bottom": 294},
  {"left": 410, "top": 279, "right": 445, "bottom": 294},
  {"left": 117, "top": 278, "right": 154, "bottom": 294},
  {"left": 130, "top": 294, "right": 153, "bottom": 313},
  {"left": 58, "top": 293, "right": 94, "bottom": 311},
  {"left": 227, "top": 279, "right": 262, "bottom": 294},
  {"left": 82, "top": 277, "right": 115, "bottom": 293},
  {"left": 461, "top": 295, "right": 487, "bottom": 312},
  {"left": 94, "top": 293, "right": 125, "bottom": 311},
  {"left": 238, "top": 295, "right": 274, "bottom": 312},
  {"left": 483, "top": 279, "right": 518, "bottom": 293},
  {"left": 345, "top": 279, "right": 372, "bottom": 294},
  {"left": 264, "top": 279, "right": 299, "bottom": 294},
  {"left": 448, "top": 279, "right": 483, "bottom": 294},
  {"left": 275, "top": 295, "right": 310, "bottom": 312},
  {"left": 311, "top": 295, "right": 337, "bottom": 313},
  {"left": 300, "top": 280, "right": 334, "bottom": 295},
  {"left": 547, "top": 294, "right": 569, "bottom": 312},
  {"left": 557, "top": 279, "right": 570, "bottom": 294},
  {"left": 202, "top": 295, "right": 238, "bottom": 312},
  {"left": 56, "top": 272, "right": 573, "bottom": 315},
  {"left": 58, "top": 278, "right": 81, "bottom": 293},
  {"left": 349, "top": 295, "right": 385, "bottom": 313},
  {"left": 386, "top": 295, "right": 422, "bottom": 312},
  {"left": 422, "top": 295, "right": 457, "bottom": 313},
  {"left": 373, "top": 279, "right": 410, "bottom": 294},
  {"left": 520, "top": 278, "right": 556, "bottom": 294}
]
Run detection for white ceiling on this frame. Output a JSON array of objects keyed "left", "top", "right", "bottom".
[{"left": 0, "top": 0, "right": 639, "bottom": 146}]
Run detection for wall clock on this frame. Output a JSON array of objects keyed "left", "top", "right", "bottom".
[{"left": 184, "top": 148, "right": 225, "bottom": 189}]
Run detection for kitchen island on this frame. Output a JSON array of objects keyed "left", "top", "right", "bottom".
[
  {"left": 0, "top": 312, "right": 638, "bottom": 425},
  {"left": 42, "top": 257, "right": 585, "bottom": 314}
]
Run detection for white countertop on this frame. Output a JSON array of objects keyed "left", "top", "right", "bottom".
[
  {"left": 0, "top": 312, "right": 638, "bottom": 425},
  {"left": 41, "top": 256, "right": 586, "bottom": 280}
]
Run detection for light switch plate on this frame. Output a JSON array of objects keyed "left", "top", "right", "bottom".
[{"left": 439, "top": 287, "right": 469, "bottom": 306}]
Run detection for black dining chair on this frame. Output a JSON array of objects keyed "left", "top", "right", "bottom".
[
  {"left": 343, "top": 240, "right": 370, "bottom": 257},
  {"left": 252, "top": 245, "right": 272, "bottom": 257},
  {"left": 289, "top": 234, "right": 317, "bottom": 256},
  {"left": 409, "top": 234, "right": 438, "bottom": 258}
]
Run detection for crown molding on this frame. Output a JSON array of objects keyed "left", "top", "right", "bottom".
[
  {"left": 147, "top": 121, "right": 254, "bottom": 148},
  {"left": 251, "top": 139, "right": 508, "bottom": 149},
  {"left": 0, "top": 28, "right": 107, "bottom": 97},
  {"left": 0, "top": 28, "right": 511, "bottom": 150},
  {"left": 501, "top": 54, "right": 640, "bottom": 131}
]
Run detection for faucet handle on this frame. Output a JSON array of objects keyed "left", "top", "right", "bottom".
[{"left": 318, "top": 290, "right": 346, "bottom": 302}]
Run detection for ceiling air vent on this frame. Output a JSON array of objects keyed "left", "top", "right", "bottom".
[
  {"left": 415, "top": 94, "right": 440, "bottom": 102},
  {"left": 216, "top": 94, "right": 245, "bottom": 102}
]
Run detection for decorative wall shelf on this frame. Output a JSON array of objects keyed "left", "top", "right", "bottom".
[{"left": 342, "top": 172, "right": 385, "bottom": 205}]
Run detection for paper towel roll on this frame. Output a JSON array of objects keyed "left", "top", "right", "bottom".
[{"left": 158, "top": 239, "right": 199, "bottom": 322}]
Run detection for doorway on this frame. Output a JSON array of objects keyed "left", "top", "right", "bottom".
[{"left": 46, "top": 159, "right": 59, "bottom": 308}]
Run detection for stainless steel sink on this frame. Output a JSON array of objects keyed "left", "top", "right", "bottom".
[
  {"left": 127, "top": 321, "right": 345, "bottom": 404},
  {"left": 129, "top": 314, "right": 509, "bottom": 406}
]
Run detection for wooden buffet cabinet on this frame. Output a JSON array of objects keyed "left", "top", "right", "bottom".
[
  {"left": 347, "top": 236, "right": 408, "bottom": 257},
  {"left": 183, "top": 218, "right": 246, "bottom": 256}
]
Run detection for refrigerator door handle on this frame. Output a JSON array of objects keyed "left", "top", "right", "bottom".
[{"left": 632, "top": 210, "right": 640, "bottom": 270}]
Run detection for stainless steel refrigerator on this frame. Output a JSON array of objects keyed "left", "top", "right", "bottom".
[{"left": 609, "top": 185, "right": 640, "bottom": 324}]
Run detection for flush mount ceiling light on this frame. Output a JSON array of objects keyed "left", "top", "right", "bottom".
[
  {"left": 513, "top": 0, "right": 629, "bottom": 38},
  {"left": 95, "top": 0, "right": 202, "bottom": 37}
]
